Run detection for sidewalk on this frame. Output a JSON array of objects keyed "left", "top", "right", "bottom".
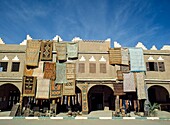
[{"left": 0, "top": 110, "right": 170, "bottom": 120}]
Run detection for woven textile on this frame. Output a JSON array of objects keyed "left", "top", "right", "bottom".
[
  {"left": 26, "top": 40, "right": 41, "bottom": 66},
  {"left": 114, "top": 84, "right": 125, "bottom": 95},
  {"left": 36, "top": 78, "right": 50, "bottom": 99},
  {"left": 121, "top": 48, "right": 129, "bottom": 65},
  {"left": 117, "top": 70, "right": 123, "bottom": 80},
  {"left": 23, "top": 76, "right": 36, "bottom": 97},
  {"left": 40, "top": 41, "right": 53, "bottom": 60},
  {"left": 56, "top": 43, "right": 67, "bottom": 60},
  {"left": 32, "top": 61, "right": 44, "bottom": 78},
  {"left": 24, "top": 66, "right": 33, "bottom": 76},
  {"left": 109, "top": 48, "right": 122, "bottom": 65},
  {"left": 81, "top": 84, "right": 88, "bottom": 113},
  {"left": 67, "top": 42, "right": 78, "bottom": 58},
  {"left": 50, "top": 80, "right": 62, "bottom": 98},
  {"left": 136, "top": 72, "right": 147, "bottom": 100},
  {"left": 123, "top": 73, "right": 136, "bottom": 92},
  {"left": 66, "top": 63, "right": 76, "bottom": 79},
  {"left": 44, "top": 62, "right": 56, "bottom": 80},
  {"left": 55, "top": 63, "right": 67, "bottom": 84},
  {"left": 129, "top": 48, "right": 146, "bottom": 72},
  {"left": 120, "top": 65, "right": 130, "bottom": 73},
  {"left": 63, "top": 79, "right": 75, "bottom": 95}
]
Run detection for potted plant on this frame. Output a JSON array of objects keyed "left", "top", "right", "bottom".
[{"left": 148, "top": 103, "right": 160, "bottom": 117}]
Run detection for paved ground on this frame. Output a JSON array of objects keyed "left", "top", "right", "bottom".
[
  {"left": 0, "top": 110, "right": 170, "bottom": 118},
  {"left": 0, "top": 119, "right": 170, "bottom": 125}
]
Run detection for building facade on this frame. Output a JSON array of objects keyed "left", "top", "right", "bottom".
[{"left": 0, "top": 36, "right": 169, "bottom": 115}]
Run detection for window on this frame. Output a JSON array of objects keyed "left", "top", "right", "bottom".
[
  {"left": 146, "top": 62, "right": 165, "bottom": 72},
  {"left": 0, "top": 62, "right": 8, "bottom": 72},
  {"left": 89, "top": 63, "right": 96, "bottom": 73},
  {"left": 146, "top": 62, "right": 158, "bottom": 71},
  {"left": 78, "top": 63, "right": 85, "bottom": 73},
  {"left": 158, "top": 62, "right": 165, "bottom": 72},
  {"left": 100, "top": 63, "right": 106, "bottom": 73},
  {"left": 11, "top": 62, "right": 20, "bottom": 72}
]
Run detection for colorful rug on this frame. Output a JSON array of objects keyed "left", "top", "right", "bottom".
[
  {"left": 67, "top": 42, "right": 78, "bottom": 58},
  {"left": 56, "top": 43, "right": 67, "bottom": 60},
  {"left": 40, "top": 41, "right": 53, "bottom": 60},
  {"left": 136, "top": 72, "right": 147, "bottom": 100},
  {"left": 50, "top": 80, "right": 62, "bottom": 98},
  {"left": 63, "top": 79, "right": 75, "bottom": 95},
  {"left": 129, "top": 48, "right": 146, "bottom": 72},
  {"left": 123, "top": 72, "right": 136, "bottom": 92},
  {"left": 26, "top": 40, "right": 41, "bottom": 66},
  {"left": 44, "top": 62, "right": 56, "bottom": 80},
  {"left": 23, "top": 76, "right": 37, "bottom": 97},
  {"left": 55, "top": 63, "right": 67, "bottom": 83}
]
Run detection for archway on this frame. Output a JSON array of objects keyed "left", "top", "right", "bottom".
[
  {"left": 0, "top": 83, "right": 20, "bottom": 111},
  {"left": 148, "top": 85, "right": 170, "bottom": 111},
  {"left": 88, "top": 85, "right": 114, "bottom": 112}
]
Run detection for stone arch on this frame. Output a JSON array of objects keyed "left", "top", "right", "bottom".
[
  {"left": 88, "top": 85, "right": 114, "bottom": 112},
  {"left": 148, "top": 85, "right": 170, "bottom": 111},
  {"left": 0, "top": 83, "right": 20, "bottom": 111}
]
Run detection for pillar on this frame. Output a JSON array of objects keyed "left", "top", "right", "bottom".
[
  {"left": 115, "top": 95, "right": 120, "bottom": 113},
  {"left": 80, "top": 84, "right": 88, "bottom": 114},
  {"left": 19, "top": 94, "right": 23, "bottom": 115}
]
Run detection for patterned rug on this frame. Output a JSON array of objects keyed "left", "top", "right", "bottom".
[
  {"left": 36, "top": 78, "right": 50, "bottom": 99},
  {"left": 136, "top": 72, "right": 147, "bottom": 100},
  {"left": 50, "top": 80, "right": 62, "bottom": 98},
  {"left": 55, "top": 63, "right": 67, "bottom": 83},
  {"left": 109, "top": 48, "right": 122, "bottom": 65},
  {"left": 63, "top": 79, "right": 75, "bottom": 95},
  {"left": 114, "top": 84, "right": 125, "bottom": 95},
  {"left": 26, "top": 40, "right": 41, "bottom": 66},
  {"left": 123, "top": 72, "right": 136, "bottom": 92},
  {"left": 67, "top": 42, "right": 78, "bottom": 58},
  {"left": 129, "top": 48, "right": 146, "bottom": 72},
  {"left": 44, "top": 62, "right": 56, "bottom": 80},
  {"left": 40, "top": 41, "right": 53, "bottom": 60},
  {"left": 121, "top": 48, "right": 129, "bottom": 65},
  {"left": 23, "top": 76, "right": 37, "bottom": 97},
  {"left": 56, "top": 43, "right": 67, "bottom": 60}
]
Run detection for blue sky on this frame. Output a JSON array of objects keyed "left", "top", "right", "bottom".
[{"left": 0, "top": 0, "right": 170, "bottom": 49}]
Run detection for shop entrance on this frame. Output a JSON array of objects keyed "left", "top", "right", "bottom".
[
  {"left": 148, "top": 85, "right": 170, "bottom": 111},
  {"left": 0, "top": 83, "right": 20, "bottom": 111},
  {"left": 88, "top": 85, "right": 114, "bottom": 112},
  {"left": 91, "top": 93, "right": 103, "bottom": 111}
]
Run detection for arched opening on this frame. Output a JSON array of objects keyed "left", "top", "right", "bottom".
[
  {"left": 88, "top": 85, "right": 114, "bottom": 112},
  {"left": 148, "top": 85, "right": 170, "bottom": 111},
  {"left": 0, "top": 83, "right": 20, "bottom": 111}
]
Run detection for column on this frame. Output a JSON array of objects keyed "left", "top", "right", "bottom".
[{"left": 80, "top": 84, "right": 88, "bottom": 114}]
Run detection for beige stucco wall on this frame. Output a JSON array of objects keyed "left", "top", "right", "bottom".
[
  {"left": 75, "top": 40, "right": 116, "bottom": 80},
  {"left": 0, "top": 44, "right": 26, "bottom": 93},
  {"left": 144, "top": 50, "right": 170, "bottom": 80}
]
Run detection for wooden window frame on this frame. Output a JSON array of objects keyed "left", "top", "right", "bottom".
[
  {"left": 100, "top": 63, "right": 106, "bottom": 73},
  {"left": 158, "top": 62, "right": 165, "bottom": 72},
  {"left": 0, "top": 62, "right": 8, "bottom": 72},
  {"left": 11, "top": 62, "right": 20, "bottom": 72},
  {"left": 89, "top": 63, "right": 96, "bottom": 73},
  {"left": 78, "top": 63, "right": 85, "bottom": 73}
]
